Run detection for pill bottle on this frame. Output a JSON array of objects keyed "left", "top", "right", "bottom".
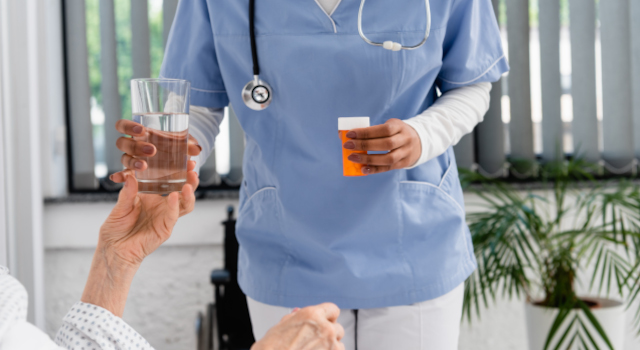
[{"left": 338, "top": 117, "right": 370, "bottom": 177}]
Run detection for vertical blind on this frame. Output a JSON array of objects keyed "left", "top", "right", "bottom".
[
  {"left": 64, "top": 0, "right": 640, "bottom": 191},
  {"left": 454, "top": 0, "right": 640, "bottom": 177},
  {"left": 600, "top": 0, "right": 634, "bottom": 171},
  {"left": 568, "top": 0, "right": 599, "bottom": 164},
  {"left": 64, "top": 0, "right": 97, "bottom": 189},
  {"left": 474, "top": 0, "right": 506, "bottom": 177}
]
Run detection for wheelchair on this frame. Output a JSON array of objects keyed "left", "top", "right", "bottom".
[{"left": 196, "top": 206, "right": 256, "bottom": 350}]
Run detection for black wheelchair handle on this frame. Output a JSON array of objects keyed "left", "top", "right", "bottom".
[{"left": 211, "top": 269, "right": 231, "bottom": 285}]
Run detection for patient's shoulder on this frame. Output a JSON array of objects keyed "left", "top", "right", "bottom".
[{"left": 0, "top": 266, "right": 28, "bottom": 339}]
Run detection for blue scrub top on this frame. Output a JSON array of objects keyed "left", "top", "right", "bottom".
[{"left": 161, "top": 0, "right": 508, "bottom": 309}]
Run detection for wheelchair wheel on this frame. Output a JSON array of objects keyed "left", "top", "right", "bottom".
[{"left": 196, "top": 303, "right": 217, "bottom": 350}]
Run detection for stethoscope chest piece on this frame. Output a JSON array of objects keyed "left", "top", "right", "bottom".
[{"left": 242, "top": 76, "right": 273, "bottom": 111}]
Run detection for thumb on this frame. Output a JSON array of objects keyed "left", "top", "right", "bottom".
[
  {"left": 160, "top": 192, "right": 181, "bottom": 238},
  {"left": 114, "top": 174, "right": 138, "bottom": 209},
  {"left": 166, "top": 191, "right": 180, "bottom": 219}
]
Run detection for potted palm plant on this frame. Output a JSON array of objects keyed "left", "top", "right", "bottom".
[{"left": 461, "top": 159, "right": 640, "bottom": 349}]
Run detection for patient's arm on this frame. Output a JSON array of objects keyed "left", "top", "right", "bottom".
[
  {"left": 57, "top": 166, "right": 197, "bottom": 349},
  {"left": 2, "top": 167, "right": 342, "bottom": 350},
  {"left": 0, "top": 267, "right": 152, "bottom": 350}
]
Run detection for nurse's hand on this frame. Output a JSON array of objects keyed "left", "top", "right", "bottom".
[
  {"left": 252, "top": 303, "right": 345, "bottom": 350},
  {"left": 111, "top": 119, "right": 202, "bottom": 182},
  {"left": 342, "top": 118, "right": 421, "bottom": 175}
]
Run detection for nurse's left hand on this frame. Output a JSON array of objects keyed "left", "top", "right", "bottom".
[{"left": 342, "top": 118, "right": 421, "bottom": 174}]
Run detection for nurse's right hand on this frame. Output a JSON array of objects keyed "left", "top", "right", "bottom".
[
  {"left": 252, "top": 303, "right": 345, "bottom": 350},
  {"left": 111, "top": 119, "right": 202, "bottom": 182}
]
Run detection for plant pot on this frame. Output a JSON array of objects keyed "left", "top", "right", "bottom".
[{"left": 525, "top": 298, "right": 625, "bottom": 350}]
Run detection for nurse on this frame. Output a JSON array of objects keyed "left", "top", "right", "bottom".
[{"left": 112, "top": 0, "right": 508, "bottom": 348}]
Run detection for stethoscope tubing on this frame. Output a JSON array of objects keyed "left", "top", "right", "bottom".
[
  {"left": 357, "top": 0, "right": 431, "bottom": 50},
  {"left": 249, "top": 0, "right": 260, "bottom": 75}
]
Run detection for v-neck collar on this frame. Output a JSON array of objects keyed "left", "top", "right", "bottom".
[
  {"left": 314, "top": 0, "right": 343, "bottom": 16},
  {"left": 312, "top": 0, "right": 344, "bottom": 33}
]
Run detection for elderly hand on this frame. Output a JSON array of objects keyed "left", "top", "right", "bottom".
[
  {"left": 98, "top": 164, "right": 199, "bottom": 267},
  {"left": 81, "top": 168, "right": 198, "bottom": 316},
  {"left": 342, "top": 118, "right": 421, "bottom": 175},
  {"left": 110, "top": 119, "right": 202, "bottom": 183},
  {"left": 252, "top": 303, "right": 345, "bottom": 350}
]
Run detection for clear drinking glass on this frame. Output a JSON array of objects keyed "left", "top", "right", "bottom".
[{"left": 131, "top": 78, "right": 190, "bottom": 194}]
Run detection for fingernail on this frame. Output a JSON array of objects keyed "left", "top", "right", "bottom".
[
  {"left": 142, "top": 145, "right": 154, "bottom": 154},
  {"left": 346, "top": 131, "right": 356, "bottom": 138},
  {"left": 132, "top": 125, "right": 143, "bottom": 134},
  {"left": 291, "top": 307, "right": 300, "bottom": 313},
  {"left": 362, "top": 167, "right": 371, "bottom": 174},
  {"left": 348, "top": 154, "right": 361, "bottom": 162},
  {"left": 343, "top": 141, "right": 355, "bottom": 150},
  {"left": 134, "top": 161, "right": 143, "bottom": 169}
]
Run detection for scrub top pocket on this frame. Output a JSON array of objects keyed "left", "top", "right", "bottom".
[
  {"left": 398, "top": 163, "right": 476, "bottom": 297},
  {"left": 236, "top": 187, "right": 291, "bottom": 296}
]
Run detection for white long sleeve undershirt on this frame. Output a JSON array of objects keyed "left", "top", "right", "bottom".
[
  {"left": 188, "top": 104, "right": 224, "bottom": 172},
  {"left": 404, "top": 82, "right": 492, "bottom": 167},
  {"left": 189, "top": 82, "right": 491, "bottom": 171}
]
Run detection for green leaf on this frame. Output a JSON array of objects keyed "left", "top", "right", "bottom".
[
  {"left": 590, "top": 246, "right": 605, "bottom": 291},
  {"left": 626, "top": 275, "right": 640, "bottom": 308},
  {"left": 598, "top": 253, "right": 609, "bottom": 296},
  {"left": 578, "top": 316, "right": 601, "bottom": 350},
  {"left": 564, "top": 330, "right": 580, "bottom": 349},
  {"left": 552, "top": 314, "right": 578, "bottom": 350},
  {"left": 543, "top": 307, "right": 572, "bottom": 350},
  {"left": 577, "top": 300, "right": 614, "bottom": 350},
  {"left": 606, "top": 259, "right": 613, "bottom": 297}
]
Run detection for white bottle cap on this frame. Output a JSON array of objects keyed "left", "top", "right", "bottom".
[{"left": 338, "top": 117, "right": 370, "bottom": 130}]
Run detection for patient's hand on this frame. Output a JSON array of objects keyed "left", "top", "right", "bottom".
[
  {"left": 81, "top": 163, "right": 198, "bottom": 316},
  {"left": 98, "top": 160, "right": 199, "bottom": 267},
  {"left": 252, "top": 303, "right": 345, "bottom": 350}
]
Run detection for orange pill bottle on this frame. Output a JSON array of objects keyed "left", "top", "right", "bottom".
[{"left": 338, "top": 117, "right": 370, "bottom": 177}]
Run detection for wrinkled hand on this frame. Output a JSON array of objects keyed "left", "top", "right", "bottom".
[
  {"left": 252, "top": 303, "right": 345, "bottom": 350},
  {"left": 111, "top": 119, "right": 202, "bottom": 183},
  {"left": 98, "top": 165, "right": 198, "bottom": 267},
  {"left": 342, "top": 118, "right": 421, "bottom": 175},
  {"left": 82, "top": 170, "right": 198, "bottom": 316}
]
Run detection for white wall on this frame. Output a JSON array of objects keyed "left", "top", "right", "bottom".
[
  {"left": 44, "top": 198, "right": 234, "bottom": 249},
  {"left": 43, "top": 194, "right": 640, "bottom": 350}
]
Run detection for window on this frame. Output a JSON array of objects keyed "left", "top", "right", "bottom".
[
  {"left": 63, "top": 0, "right": 640, "bottom": 191},
  {"left": 454, "top": 0, "right": 640, "bottom": 178},
  {"left": 63, "top": 0, "right": 241, "bottom": 192}
]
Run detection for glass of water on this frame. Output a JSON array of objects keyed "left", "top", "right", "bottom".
[{"left": 131, "top": 78, "right": 190, "bottom": 194}]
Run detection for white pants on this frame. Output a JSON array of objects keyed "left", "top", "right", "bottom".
[{"left": 247, "top": 283, "right": 464, "bottom": 350}]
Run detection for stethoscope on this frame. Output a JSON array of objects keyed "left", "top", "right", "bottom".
[{"left": 242, "top": 0, "right": 432, "bottom": 111}]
